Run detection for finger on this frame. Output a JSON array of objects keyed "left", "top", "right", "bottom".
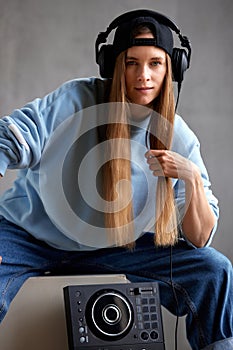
[
  {"left": 146, "top": 154, "right": 164, "bottom": 167},
  {"left": 145, "top": 150, "right": 169, "bottom": 164},
  {"left": 146, "top": 156, "right": 165, "bottom": 177},
  {"left": 145, "top": 150, "right": 162, "bottom": 159},
  {"left": 150, "top": 163, "right": 164, "bottom": 175}
]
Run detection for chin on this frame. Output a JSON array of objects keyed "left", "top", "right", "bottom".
[
  {"left": 139, "top": 101, "right": 154, "bottom": 107},
  {"left": 131, "top": 98, "right": 152, "bottom": 106}
]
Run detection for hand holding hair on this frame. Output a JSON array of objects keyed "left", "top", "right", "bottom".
[{"left": 145, "top": 149, "right": 198, "bottom": 182}]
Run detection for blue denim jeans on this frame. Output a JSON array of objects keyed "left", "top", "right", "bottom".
[{"left": 0, "top": 218, "right": 233, "bottom": 350}]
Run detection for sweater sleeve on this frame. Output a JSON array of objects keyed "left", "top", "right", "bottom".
[
  {"left": 0, "top": 98, "right": 45, "bottom": 175},
  {"left": 0, "top": 78, "right": 100, "bottom": 176}
]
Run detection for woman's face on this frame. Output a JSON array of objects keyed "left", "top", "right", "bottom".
[{"left": 125, "top": 33, "right": 167, "bottom": 107}]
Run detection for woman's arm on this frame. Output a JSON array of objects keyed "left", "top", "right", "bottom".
[
  {"left": 180, "top": 161, "right": 216, "bottom": 247},
  {"left": 146, "top": 149, "right": 216, "bottom": 247}
]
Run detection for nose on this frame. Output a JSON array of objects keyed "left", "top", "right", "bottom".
[{"left": 137, "top": 64, "right": 150, "bottom": 82}]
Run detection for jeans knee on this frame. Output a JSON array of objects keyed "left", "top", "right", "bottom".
[{"left": 199, "top": 247, "right": 232, "bottom": 283}]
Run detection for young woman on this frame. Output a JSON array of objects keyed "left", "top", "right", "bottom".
[{"left": 0, "top": 9, "right": 232, "bottom": 350}]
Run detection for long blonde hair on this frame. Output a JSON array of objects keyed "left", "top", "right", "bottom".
[{"left": 103, "top": 29, "right": 178, "bottom": 247}]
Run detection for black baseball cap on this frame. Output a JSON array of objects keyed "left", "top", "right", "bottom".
[{"left": 112, "top": 16, "right": 174, "bottom": 59}]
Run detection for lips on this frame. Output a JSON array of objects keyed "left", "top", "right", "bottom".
[
  {"left": 135, "top": 87, "right": 153, "bottom": 91},
  {"left": 135, "top": 87, "right": 154, "bottom": 95}
]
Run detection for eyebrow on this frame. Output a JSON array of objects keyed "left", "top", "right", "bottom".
[{"left": 126, "top": 56, "right": 165, "bottom": 61}]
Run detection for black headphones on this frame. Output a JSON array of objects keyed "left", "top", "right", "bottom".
[{"left": 95, "top": 9, "right": 191, "bottom": 84}]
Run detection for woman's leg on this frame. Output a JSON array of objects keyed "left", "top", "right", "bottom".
[
  {"left": 0, "top": 218, "right": 69, "bottom": 323},
  {"left": 68, "top": 233, "right": 233, "bottom": 350}
]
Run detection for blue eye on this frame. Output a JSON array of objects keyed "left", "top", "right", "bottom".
[
  {"left": 126, "top": 61, "right": 137, "bottom": 66},
  {"left": 151, "top": 61, "right": 161, "bottom": 66}
]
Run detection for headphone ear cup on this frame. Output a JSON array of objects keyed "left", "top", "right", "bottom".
[
  {"left": 172, "top": 48, "right": 188, "bottom": 83},
  {"left": 97, "top": 45, "right": 115, "bottom": 78}
]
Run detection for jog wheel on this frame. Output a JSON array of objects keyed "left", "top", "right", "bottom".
[{"left": 85, "top": 289, "right": 134, "bottom": 341}]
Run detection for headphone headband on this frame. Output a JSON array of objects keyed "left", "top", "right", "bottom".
[{"left": 106, "top": 9, "right": 181, "bottom": 35}]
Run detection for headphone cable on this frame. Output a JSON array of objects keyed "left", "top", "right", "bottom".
[
  {"left": 170, "top": 244, "right": 180, "bottom": 350},
  {"left": 175, "top": 81, "right": 182, "bottom": 112}
]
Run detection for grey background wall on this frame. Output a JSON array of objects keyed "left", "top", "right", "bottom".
[{"left": 0, "top": 0, "right": 232, "bottom": 262}]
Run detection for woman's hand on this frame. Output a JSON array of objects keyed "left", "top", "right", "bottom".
[{"left": 145, "top": 149, "right": 198, "bottom": 182}]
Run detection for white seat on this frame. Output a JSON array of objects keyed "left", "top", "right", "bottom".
[{"left": 0, "top": 275, "right": 190, "bottom": 349}]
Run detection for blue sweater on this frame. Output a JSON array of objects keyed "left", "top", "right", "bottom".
[{"left": 0, "top": 77, "right": 219, "bottom": 250}]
